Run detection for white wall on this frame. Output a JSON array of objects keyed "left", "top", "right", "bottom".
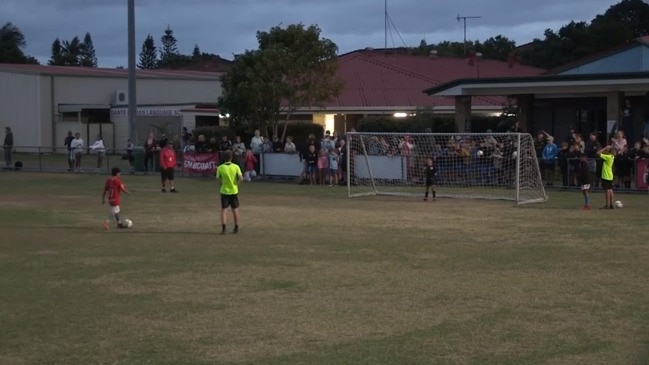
[
  {"left": 0, "top": 72, "right": 41, "bottom": 149},
  {"left": 54, "top": 76, "right": 221, "bottom": 106}
]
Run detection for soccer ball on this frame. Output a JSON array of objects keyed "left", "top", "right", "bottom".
[
  {"left": 122, "top": 219, "right": 133, "bottom": 228},
  {"left": 476, "top": 150, "right": 484, "bottom": 157},
  {"left": 614, "top": 201, "right": 623, "bottom": 209}
]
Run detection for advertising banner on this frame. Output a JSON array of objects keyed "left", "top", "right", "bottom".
[{"left": 183, "top": 152, "right": 219, "bottom": 176}]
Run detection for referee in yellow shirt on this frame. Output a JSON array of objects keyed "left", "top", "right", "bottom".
[
  {"left": 597, "top": 145, "right": 615, "bottom": 209},
  {"left": 216, "top": 150, "right": 243, "bottom": 234}
]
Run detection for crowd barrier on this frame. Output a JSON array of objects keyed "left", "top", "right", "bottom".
[{"left": 3, "top": 146, "right": 649, "bottom": 190}]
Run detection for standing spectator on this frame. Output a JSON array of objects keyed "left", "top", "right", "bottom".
[
  {"left": 64, "top": 131, "right": 74, "bottom": 171},
  {"left": 125, "top": 139, "right": 135, "bottom": 174},
  {"left": 584, "top": 132, "right": 602, "bottom": 187},
  {"left": 181, "top": 127, "right": 189, "bottom": 148},
  {"left": 557, "top": 141, "right": 570, "bottom": 187},
  {"left": 242, "top": 148, "right": 257, "bottom": 182},
  {"left": 643, "top": 92, "right": 649, "bottom": 139},
  {"left": 4, "top": 127, "right": 13, "bottom": 169},
  {"left": 541, "top": 136, "right": 558, "bottom": 186},
  {"left": 317, "top": 147, "right": 328, "bottom": 185},
  {"left": 272, "top": 135, "right": 283, "bottom": 153},
  {"left": 70, "top": 132, "right": 84, "bottom": 172},
  {"left": 337, "top": 139, "right": 347, "bottom": 185},
  {"left": 614, "top": 145, "right": 633, "bottom": 189},
  {"left": 159, "top": 142, "right": 178, "bottom": 193},
  {"left": 172, "top": 133, "right": 182, "bottom": 165},
  {"left": 232, "top": 135, "right": 246, "bottom": 169},
  {"left": 577, "top": 153, "right": 591, "bottom": 210},
  {"left": 622, "top": 99, "right": 634, "bottom": 145},
  {"left": 144, "top": 132, "right": 156, "bottom": 173},
  {"left": 216, "top": 150, "right": 243, "bottom": 235},
  {"left": 90, "top": 135, "right": 106, "bottom": 173},
  {"left": 597, "top": 145, "right": 616, "bottom": 209},
  {"left": 305, "top": 144, "right": 318, "bottom": 185},
  {"left": 219, "top": 135, "right": 232, "bottom": 163},
  {"left": 262, "top": 135, "right": 273, "bottom": 153},
  {"left": 284, "top": 136, "right": 296, "bottom": 153},
  {"left": 250, "top": 129, "right": 263, "bottom": 174},
  {"left": 610, "top": 130, "right": 627, "bottom": 154},
  {"left": 328, "top": 148, "right": 339, "bottom": 186}
]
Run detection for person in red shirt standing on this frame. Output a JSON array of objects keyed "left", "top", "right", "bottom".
[
  {"left": 160, "top": 141, "right": 178, "bottom": 193},
  {"left": 102, "top": 167, "right": 130, "bottom": 230}
]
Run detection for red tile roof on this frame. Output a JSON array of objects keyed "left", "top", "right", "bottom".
[
  {"left": 0, "top": 63, "right": 222, "bottom": 80},
  {"left": 328, "top": 50, "right": 545, "bottom": 109}
]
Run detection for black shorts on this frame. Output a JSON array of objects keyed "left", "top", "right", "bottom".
[
  {"left": 161, "top": 167, "right": 174, "bottom": 181},
  {"left": 221, "top": 194, "right": 240, "bottom": 209},
  {"left": 425, "top": 179, "right": 434, "bottom": 187},
  {"left": 601, "top": 179, "right": 613, "bottom": 190}
]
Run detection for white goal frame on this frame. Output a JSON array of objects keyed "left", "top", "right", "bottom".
[{"left": 346, "top": 132, "right": 548, "bottom": 205}]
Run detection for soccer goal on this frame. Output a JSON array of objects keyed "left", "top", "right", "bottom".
[{"left": 346, "top": 132, "right": 547, "bottom": 204}]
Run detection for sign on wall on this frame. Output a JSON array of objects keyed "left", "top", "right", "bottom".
[{"left": 110, "top": 108, "right": 182, "bottom": 117}]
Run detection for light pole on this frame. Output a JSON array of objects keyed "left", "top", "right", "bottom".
[
  {"left": 127, "top": 0, "right": 137, "bottom": 143},
  {"left": 456, "top": 14, "right": 482, "bottom": 58}
]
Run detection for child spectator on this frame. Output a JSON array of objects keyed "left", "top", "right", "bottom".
[
  {"left": 578, "top": 153, "right": 591, "bottom": 210},
  {"left": 317, "top": 148, "right": 328, "bottom": 185},
  {"left": 557, "top": 141, "right": 570, "bottom": 187},
  {"left": 305, "top": 144, "right": 318, "bottom": 185},
  {"left": 327, "top": 148, "right": 339, "bottom": 186},
  {"left": 541, "top": 136, "right": 558, "bottom": 186},
  {"left": 284, "top": 136, "right": 297, "bottom": 154},
  {"left": 243, "top": 148, "right": 258, "bottom": 182}
]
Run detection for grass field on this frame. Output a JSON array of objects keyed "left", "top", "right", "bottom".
[{"left": 1, "top": 172, "right": 649, "bottom": 364}]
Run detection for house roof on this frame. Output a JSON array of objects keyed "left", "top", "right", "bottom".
[
  {"left": 545, "top": 36, "right": 649, "bottom": 75},
  {"left": 0, "top": 63, "right": 223, "bottom": 80},
  {"left": 327, "top": 49, "right": 544, "bottom": 111},
  {"left": 423, "top": 71, "right": 649, "bottom": 97}
]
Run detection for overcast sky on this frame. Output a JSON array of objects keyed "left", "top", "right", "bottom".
[{"left": 2, "top": 0, "right": 621, "bottom": 67}]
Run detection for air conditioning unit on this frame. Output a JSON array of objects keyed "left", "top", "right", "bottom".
[{"left": 112, "top": 90, "right": 127, "bottom": 105}]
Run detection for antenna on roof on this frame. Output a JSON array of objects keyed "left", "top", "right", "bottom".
[
  {"left": 383, "top": 0, "right": 407, "bottom": 53},
  {"left": 456, "top": 14, "right": 482, "bottom": 58}
]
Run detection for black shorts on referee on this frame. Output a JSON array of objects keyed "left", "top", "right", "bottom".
[{"left": 221, "top": 194, "right": 240, "bottom": 209}]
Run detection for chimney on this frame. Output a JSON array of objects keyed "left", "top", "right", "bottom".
[{"left": 429, "top": 50, "right": 438, "bottom": 59}]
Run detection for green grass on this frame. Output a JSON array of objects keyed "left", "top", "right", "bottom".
[{"left": 1, "top": 172, "right": 649, "bottom": 364}]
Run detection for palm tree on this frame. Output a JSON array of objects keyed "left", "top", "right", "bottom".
[
  {"left": 0, "top": 22, "right": 37, "bottom": 64},
  {"left": 61, "top": 36, "right": 82, "bottom": 66}
]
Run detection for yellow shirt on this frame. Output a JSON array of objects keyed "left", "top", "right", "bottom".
[
  {"left": 600, "top": 153, "right": 614, "bottom": 181},
  {"left": 216, "top": 162, "right": 242, "bottom": 195}
]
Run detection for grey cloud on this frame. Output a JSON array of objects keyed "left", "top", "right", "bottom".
[{"left": 1, "top": 0, "right": 621, "bottom": 67}]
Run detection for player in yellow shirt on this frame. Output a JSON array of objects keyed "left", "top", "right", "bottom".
[
  {"left": 596, "top": 145, "right": 615, "bottom": 209},
  {"left": 216, "top": 150, "right": 243, "bottom": 234}
]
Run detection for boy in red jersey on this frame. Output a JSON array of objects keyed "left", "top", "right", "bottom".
[
  {"left": 102, "top": 167, "right": 130, "bottom": 229},
  {"left": 160, "top": 142, "right": 178, "bottom": 193}
]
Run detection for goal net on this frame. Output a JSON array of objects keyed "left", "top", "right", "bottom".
[{"left": 346, "top": 132, "right": 547, "bottom": 204}]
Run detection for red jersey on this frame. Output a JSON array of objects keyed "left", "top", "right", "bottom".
[
  {"left": 104, "top": 177, "right": 126, "bottom": 206},
  {"left": 160, "top": 147, "right": 176, "bottom": 169}
]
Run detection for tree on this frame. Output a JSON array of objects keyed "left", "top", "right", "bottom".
[
  {"left": 219, "top": 23, "right": 342, "bottom": 137},
  {"left": 192, "top": 44, "right": 201, "bottom": 59},
  {"left": 138, "top": 34, "right": 158, "bottom": 69},
  {"left": 79, "top": 32, "right": 98, "bottom": 67},
  {"left": 480, "top": 35, "right": 516, "bottom": 61},
  {"left": 159, "top": 25, "right": 180, "bottom": 67},
  {"left": 0, "top": 22, "right": 39, "bottom": 64},
  {"left": 61, "top": 36, "right": 82, "bottom": 66},
  {"left": 520, "top": 0, "right": 649, "bottom": 69},
  {"left": 48, "top": 38, "right": 65, "bottom": 65}
]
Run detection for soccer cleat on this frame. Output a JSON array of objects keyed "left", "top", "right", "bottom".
[
  {"left": 161, "top": 189, "right": 166, "bottom": 193},
  {"left": 582, "top": 205, "right": 591, "bottom": 210},
  {"left": 170, "top": 189, "right": 178, "bottom": 193},
  {"left": 423, "top": 198, "right": 427, "bottom": 201},
  {"left": 232, "top": 228, "right": 239, "bottom": 234},
  {"left": 102, "top": 221, "right": 109, "bottom": 230}
]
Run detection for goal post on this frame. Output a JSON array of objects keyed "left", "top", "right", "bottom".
[{"left": 346, "top": 132, "right": 548, "bottom": 204}]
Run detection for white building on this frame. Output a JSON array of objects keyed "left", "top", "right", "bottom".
[{"left": 0, "top": 64, "right": 223, "bottom": 151}]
